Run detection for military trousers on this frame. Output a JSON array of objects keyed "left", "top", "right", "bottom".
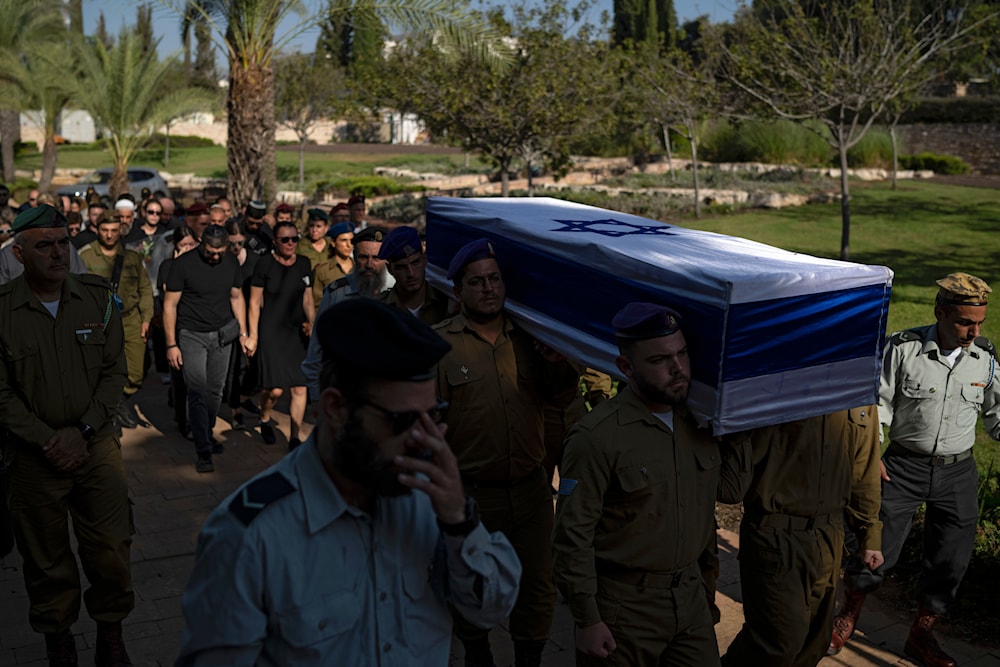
[
  {"left": 722, "top": 514, "right": 842, "bottom": 667},
  {"left": 5, "top": 435, "right": 133, "bottom": 633},
  {"left": 578, "top": 561, "right": 718, "bottom": 667},
  {"left": 844, "top": 449, "right": 978, "bottom": 614},
  {"left": 457, "top": 467, "right": 556, "bottom": 643},
  {"left": 122, "top": 309, "right": 146, "bottom": 395},
  {"left": 178, "top": 328, "right": 231, "bottom": 456}
]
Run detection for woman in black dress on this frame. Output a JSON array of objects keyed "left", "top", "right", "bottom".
[
  {"left": 156, "top": 225, "right": 199, "bottom": 436},
  {"left": 246, "top": 220, "right": 314, "bottom": 449}
]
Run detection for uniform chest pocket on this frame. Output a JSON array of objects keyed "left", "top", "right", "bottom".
[
  {"left": 77, "top": 330, "right": 107, "bottom": 368},
  {"left": 615, "top": 464, "right": 650, "bottom": 494},
  {"left": 961, "top": 383, "right": 984, "bottom": 406},
  {"left": 8, "top": 343, "right": 39, "bottom": 383},
  {"left": 278, "top": 589, "right": 359, "bottom": 647},
  {"left": 901, "top": 378, "right": 935, "bottom": 399},
  {"left": 446, "top": 365, "right": 484, "bottom": 387},
  {"left": 694, "top": 444, "right": 721, "bottom": 471}
]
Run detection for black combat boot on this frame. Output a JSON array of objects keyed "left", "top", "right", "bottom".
[
  {"left": 514, "top": 639, "right": 547, "bottom": 667},
  {"left": 44, "top": 629, "right": 78, "bottom": 667},
  {"left": 95, "top": 621, "right": 132, "bottom": 667},
  {"left": 463, "top": 637, "right": 496, "bottom": 667}
]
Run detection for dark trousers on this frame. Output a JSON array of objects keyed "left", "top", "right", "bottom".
[
  {"left": 579, "top": 562, "right": 718, "bottom": 667},
  {"left": 178, "top": 329, "right": 231, "bottom": 457},
  {"left": 5, "top": 437, "right": 133, "bottom": 633},
  {"left": 457, "top": 467, "right": 556, "bottom": 643},
  {"left": 723, "top": 516, "right": 842, "bottom": 667},
  {"left": 844, "top": 450, "right": 978, "bottom": 614}
]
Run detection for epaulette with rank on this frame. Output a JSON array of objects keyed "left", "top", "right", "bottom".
[
  {"left": 325, "top": 276, "right": 351, "bottom": 293},
  {"left": 890, "top": 328, "right": 924, "bottom": 345},
  {"left": 228, "top": 472, "right": 295, "bottom": 526},
  {"left": 975, "top": 336, "right": 997, "bottom": 359}
]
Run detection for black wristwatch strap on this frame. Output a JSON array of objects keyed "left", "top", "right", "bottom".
[
  {"left": 438, "top": 496, "right": 480, "bottom": 537},
  {"left": 77, "top": 422, "right": 97, "bottom": 441}
]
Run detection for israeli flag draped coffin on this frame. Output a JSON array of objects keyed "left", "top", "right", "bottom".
[{"left": 425, "top": 197, "right": 893, "bottom": 435}]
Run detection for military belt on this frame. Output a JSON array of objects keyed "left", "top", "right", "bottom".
[
  {"left": 888, "top": 444, "right": 973, "bottom": 467},
  {"left": 596, "top": 562, "right": 695, "bottom": 591},
  {"left": 746, "top": 510, "right": 836, "bottom": 532}
]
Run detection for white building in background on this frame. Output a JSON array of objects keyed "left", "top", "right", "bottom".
[
  {"left": 384, "top": 111, "right": 425, "bottom": 145},
  {"left": 19, "top": 109, "right": 97, "bottom": 145}
]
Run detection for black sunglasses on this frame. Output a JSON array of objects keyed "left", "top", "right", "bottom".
[
  {"left": 277, "top": 235, "right": 300, "bottom": 244},
  {"left": 361, "top": 398, "right": 448, "bottom": 435}
]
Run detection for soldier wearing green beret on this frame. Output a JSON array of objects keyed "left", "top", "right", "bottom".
[
  {"left": 830, "top": 272, "right": 999, "bottom": 667},
  {"left": 78, "top": 211, "right": 154, "bottom": 430},
  {"left": 296, "top": 207, "right": 332, "bottom": 272},
  {"left": 0, "top": 204, "right": 133, "bottom": 666}
]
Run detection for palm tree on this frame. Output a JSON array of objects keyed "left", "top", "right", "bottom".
[
  {"left": 75, "top": 30, "right": 214, "bottom": 198},
  {"left": 165, "top": 0, "right": 503, "bottom": 211},
  {"left": 16, "top": 42, "right": 77, "bottom": 192},
  {"left": 0, "top": 0, "right": 63, "bottom": 183}
]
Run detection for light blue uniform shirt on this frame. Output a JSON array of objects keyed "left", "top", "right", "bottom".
[{"left": 176, "top": 437, "right": 521, "bottom": 666}]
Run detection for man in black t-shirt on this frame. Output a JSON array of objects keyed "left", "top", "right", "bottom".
[{"left": 163, "top": 225, "right": 249, "bottom": 473}]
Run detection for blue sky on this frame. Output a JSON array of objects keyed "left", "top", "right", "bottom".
[{"left": 83, "top": 0, "right": 741, "bottom": 61}]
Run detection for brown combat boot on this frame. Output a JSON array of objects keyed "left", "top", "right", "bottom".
[
  {"left": 827, "top": 589, "right": 867, "bottom": 655},
  {"left": 94, "top": 622, "right": 132, "bottom": 667},
  {"left": 44, "top": 630, "right": 78, "bottom": 667},
  {"left": 904, "top": 606, "right": 957, "bottom": 667}
]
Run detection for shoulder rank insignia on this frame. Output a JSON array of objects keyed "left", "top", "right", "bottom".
[
  {"left": 892, "top": 328, "right": 924, "bottom": 345},
  {"left": 327, "top": 276, "right": 351, "bottom": 292},
  {"left": 975, "top": 336, "right": 997, "bottom": 359},
  {"left": 228, "top": 471, "right": 295, "bottom": 526}
]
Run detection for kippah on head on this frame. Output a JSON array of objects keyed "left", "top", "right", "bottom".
[
  {"left": 936, "top": 272, "right": 991, "bottom": 306},
  {"left": 114, "top": 198, "right": 136, "bottom": 211},
  {"left": 12, "top": 204, "right": 66, "bottom": 232},
  {"left": 326, "top": 221, "right": 354, "bottom": 239},
  {"left": 316, "top": 298, "right": 451, "bottom": 383},
  {"left": 353, "top": 226, "right": 386, "bottom": 245},
  {"left": 202, "top": 224, "right": 228, "bottom": 244},
  {"left": 446, "top": 238, "right": 497, "bottom": 281},
  {"left": 377, "top": 226, "right": 422, "bottom": 261},
  {"left": 613, "top": 302, "right": 683, "bottom": 340},
  {"left": 307, "top": 207, "right": 330, "bottom": 222},
  {"left": 246, "top": 200, "right": 266, "bottom": 218}
]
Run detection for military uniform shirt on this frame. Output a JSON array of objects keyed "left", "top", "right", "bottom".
[
  {"left": 77, "top": 244, "right": 154, "bottom": 323},
  {"left": 379, "top": 283, "right": 450, "bottom": 327},
  {"left": 176, "top": 438, "right": 522, "bottom": 666},
  {"left": 552, "top": 385, "right": 752, "bottom": 627},
  {"left": 296, "top": 237, "right": 331, "bottom": 272},
  {"left": 745, "top": 407, "right": 883, "bottom": 552},
  {"left": 434, "top": 313, "right": 579, "bottom": 483},
  {"left": 0, "top": 274, "right": 126, "bottom": 447},
  {"left": 881, "top": 324, "right": 1000, "bottom": 455}
]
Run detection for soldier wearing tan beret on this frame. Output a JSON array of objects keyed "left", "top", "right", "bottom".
[{"left": 830, "top": 272, "right": 998, "bottom": 667}]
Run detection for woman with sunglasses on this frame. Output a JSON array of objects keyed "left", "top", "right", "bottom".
[{"left": 246, "top": 219, "right": 314, "bottom": 449}]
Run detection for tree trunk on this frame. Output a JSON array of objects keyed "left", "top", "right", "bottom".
[
  {"left": 0, "top": 109, "right": 19, "bottom": 184},
  {"left": 526, "top": 157, "right": 533, "bottom": 196},
  {"left": 227, "top": 61, "right": 276, "bottom": 212},
  {"left": 499, "top": 157, "right": 510, "bottom": 197},
  {"left": 164, "top": 122, "right": 171, "bottom": 168},
  {"left": 38, "top": 133, "right": 58, "bottom": 193},
  {"left": 110, "top": 161, "right": 130, "bottom": 201},
  {"left": 689, "top": 127, "right": 701, "bottom": 220},
  {"left": 889, "top": 124, "right": 899, "bottom": 191},
  {"left": 662, "top": 122, "right": 675, "bottom": 182},
  {"left": 298, "top": 135, "right": 306, "bottom": 185},
  {"left": 838, "top": 137, "right": 851, "bottom": 261}
]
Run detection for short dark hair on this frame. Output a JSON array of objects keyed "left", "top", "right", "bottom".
[
  {"left": 201, "top": 224, "right": 229, "bottom": 248},
  {"left": 224, "top": 219, "right": 245, "bottom": 237},
  {"left": 273, "top": 219, "right": 297, "bottom": 236},
  {"left": 172, "top": 225, "right": 196, "bottom": 248}
]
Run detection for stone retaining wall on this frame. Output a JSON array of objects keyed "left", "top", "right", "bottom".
[{"left": 897, "top": 123, "right": 1000, "bottom": 174}]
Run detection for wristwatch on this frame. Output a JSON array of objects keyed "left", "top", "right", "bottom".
[
  {"left": 77, "top": 422, "right": 96, "bottom": 441},
  {"left": 438, "top": 496, "right": 480, "bottom": 537}
]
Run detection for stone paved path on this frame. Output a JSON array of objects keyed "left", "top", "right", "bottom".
[{"left": 2, "top": 376, "right": 998, "bottom": 666}]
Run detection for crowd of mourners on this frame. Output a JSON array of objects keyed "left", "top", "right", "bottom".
[{"left": 0, "top": 179, "right": 994, "bottom": 667}]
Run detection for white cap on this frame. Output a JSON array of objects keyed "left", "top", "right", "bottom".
[{"left": 114, "top": 199, "right": 136, "bottom": 211}]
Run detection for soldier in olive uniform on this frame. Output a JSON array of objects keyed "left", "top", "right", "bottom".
[
  {"left": 78, "top": 212, "right": 154, "bottom": 429},
  {"left": 434, "top": 239, "right": 580, "bottom": 667},
  {"left": 722, "top": 407, "right": 883, "bottom": 667},
  {"left": 377, "top": 225, "right": 450, "bottom": 326},
  {"left": 830, "top": 273, "right": 1000, "bottom": 667},
  {"left": 311, "top": 221, "right": 354, "bottom": 311},
  {"left": 552, "top": 302, "right": 752, "bottom": 667},
  {"left": 0, "top": 205, "right": 132, "bottom": 666}
]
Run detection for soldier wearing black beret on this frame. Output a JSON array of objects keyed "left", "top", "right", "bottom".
[
  {"left": 553, "top": 301, "right": 752, "bottom": 667},
  {"left": 0, "top": 204, "right": 133, "bottom": 665},
  {"left": 178, "top": 298, "right": 522, "bottom": 664}
]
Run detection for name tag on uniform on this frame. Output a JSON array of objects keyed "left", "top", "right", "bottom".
[{"left": 76, "top": 328, "right": 93, "bottom": 340}]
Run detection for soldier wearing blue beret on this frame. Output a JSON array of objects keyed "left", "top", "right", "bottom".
[
  {"left": 178, "top": 298, "right": 522, "bottom": 665},
  {"left": 296, "top": 207, "right": 334, "bottom": 272},
  {"left": 377, "top": 226, "right": 449, "bottom": 326},
  {"left": 434, "top": 238, "right": 580, "bottom": 667},
  {"left": 553, "top": 302, "right": 752, "bottom": 667}
]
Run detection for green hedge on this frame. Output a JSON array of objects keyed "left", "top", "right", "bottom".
[
  {"left": 899, "top": 152, "right": 971, "bottom": 174},
  {"left": 900, "top": 96, "right": 1000, "bottom": 124}
]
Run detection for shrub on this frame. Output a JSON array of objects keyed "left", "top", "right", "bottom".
[
  {"left": 846, "top": 129, "right": 893, "bottom": 169},
  {"left": 311, "top": 175, "right": 424, "bottom": 200},
  {"left": 899, "top": 152, "right": 971, "bottom": 174},
  {"left": 141, "top": 134, "right": 216, "bottom": 149}
]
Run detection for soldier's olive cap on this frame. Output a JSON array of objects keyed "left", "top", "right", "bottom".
[
  {"left": 245, "top": 200, "right": 266, "bottom": 219},
  {"left": 12, "top": 204, "right": 66, "bottom": 232},
  {"left": 446, "top": 238, "right": 497, "bottom": 281},
  {"left": 353, "top": 225, "right": 386, "bottom": 245},
  {"left": 612, "top": 302, "right": 683, "bottom": 340},
  {"left": 326, "top": 221, "right": 354, "bottom": 239},
  {"left": 377, "top": 226, "right": 422, "bottom": 261},
  {"left": 316, "top": 298, "right": 451, "bottom": 382},
  {"left": 936, "top": 272, "right": 991, "bottom": 306},
  {"left": 307, "top": 207, "right": 329, "bottom": 223}
]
